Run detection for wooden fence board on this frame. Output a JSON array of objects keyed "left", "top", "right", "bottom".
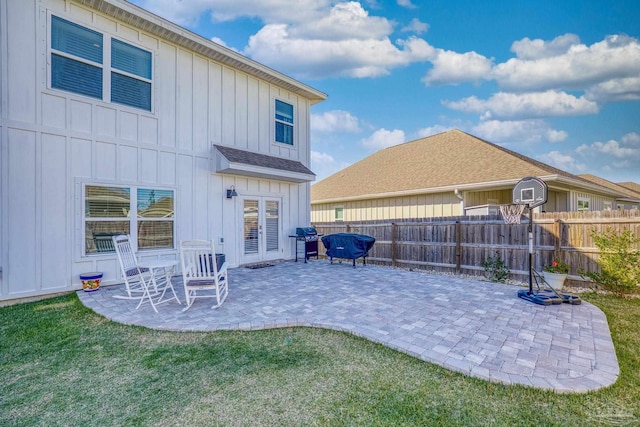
[{"left": 313, "top": 210, "right": 640, "bottom": 285}]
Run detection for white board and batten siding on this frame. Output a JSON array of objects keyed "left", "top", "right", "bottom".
[{"left": 0, "top": 0, "right": 318, "bottom": 301}]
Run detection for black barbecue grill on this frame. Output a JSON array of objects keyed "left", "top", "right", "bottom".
[{"left": 289, "top": 227, "right": 321, "bottom": 263}]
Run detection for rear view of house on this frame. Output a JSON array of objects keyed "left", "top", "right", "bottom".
[{"left": 0, "top": 0, "right": 326, "bottom": 302}]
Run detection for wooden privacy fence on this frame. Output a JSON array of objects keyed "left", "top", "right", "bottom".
[{"left": 313, "top": 210, "right": 640, "bottom": 286}]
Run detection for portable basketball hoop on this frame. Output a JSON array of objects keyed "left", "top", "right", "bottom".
[{"left": 508, "top": 177, "right": 581, "bottom": 305}]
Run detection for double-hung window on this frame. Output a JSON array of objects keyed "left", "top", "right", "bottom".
[
  {"left": 84, "top": 185, "right": 174, "bottom": 255},
  {"left": 51, "top": 16, "right": 104, "bottom": 99},
  {"left": 50, "top": 16, "right": 152, "bottom": 111},
  {"left": 275, "top": 99, "right": 294, "bottom": 145}
]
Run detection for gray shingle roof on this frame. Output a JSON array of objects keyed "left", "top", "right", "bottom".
[{"left": 215, "top": 145, "right": 314, "bottom": 175}]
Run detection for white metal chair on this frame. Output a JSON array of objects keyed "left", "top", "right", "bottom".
[{"left": 180, "top": 240, "right": 229, "bottom": 311}]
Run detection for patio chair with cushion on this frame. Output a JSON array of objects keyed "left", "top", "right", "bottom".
[{"left": 180, "top": 240, "right": 229, "bottom": 311}]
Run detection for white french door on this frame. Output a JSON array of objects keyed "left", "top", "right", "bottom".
[{"left": 241, "top": 197, "right": 282, "bottom": 264}]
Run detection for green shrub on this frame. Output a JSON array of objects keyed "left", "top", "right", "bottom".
[
  {"left": 581, "top": 227, "right": 640, "bottom": 297},
  {"left": 482, "top": 252, "right": 510, "bottom": 283}
]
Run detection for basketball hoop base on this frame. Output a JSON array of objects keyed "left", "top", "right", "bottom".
[
  {"left": 518, "top": 269, "right": 582, "bottom": 305},
  {"left": 517, "top": 289, "right": 562, "bottom": 305}
]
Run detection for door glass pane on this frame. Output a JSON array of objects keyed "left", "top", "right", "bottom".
[
  {"left": 265, "top": 200, "right": 279, "bottom": 252},
  {"left": 244, "top": 200, "right": 259, "bottom": 255}
]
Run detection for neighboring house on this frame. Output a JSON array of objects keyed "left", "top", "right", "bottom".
[
  {"left": 0, "top": 0, "right": 326, "bottom": 301},
  {"left": 311, "top": 130, "right": 638, "bottom": 223},
  {"left": 578, "top": 175, "right": 640, "bottom": 210}
]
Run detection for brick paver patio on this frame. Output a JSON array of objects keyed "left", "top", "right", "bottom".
[{"left": 77, "top": 260, "right": 619, "bottom": 393}]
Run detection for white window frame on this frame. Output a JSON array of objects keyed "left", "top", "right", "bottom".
[
  {"left": 48, "top": 13, "right": 154, "bottom": 112},
  {"left": 603, "top": 201, "right": 613, "bottom": 211},
  {"left": 82, "top": 183, "right": 175, "bottom": 256},
  {"left": 273, "top": 98, "right": 295, "bottom": 146},
  {"left": 334, "top": 206, "right": 344, "bottom": 222},
  {"left": 577, "top": 197, "right": 590, "bottom": 212}
]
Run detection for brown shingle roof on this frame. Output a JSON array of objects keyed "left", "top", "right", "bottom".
[
  {"left": 617, "top": 181, "right": 640, "bottom": 196},
  {"left": 312, "top": 129, "right": 584, "bottom": 202},
  {"left": 578, "top": 175, "right": 640, "bottom": 200}
]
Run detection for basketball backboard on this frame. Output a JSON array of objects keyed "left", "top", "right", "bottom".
[{"left": 513, "top": 176, "right": 548, "bottom": 208}]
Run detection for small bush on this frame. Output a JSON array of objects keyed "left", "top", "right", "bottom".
[
  {"left": 581, "top": 227, "right": 640, "bottom": 297},
  {"left": 482, "top": 253, "right": 510, "bottom": 283}
]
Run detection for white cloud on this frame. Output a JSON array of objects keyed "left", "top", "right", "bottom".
[
  {"left": 401, "top": 18, "right": 428, "bottom": 34},
  {"left": 443, "top": 90, "right": 599, "bottom": 120},
  {"left": 537, "top": 151, "right": 588, "bottom": 173},
  {"left": 472, "top": 120, "right": 567, "bottom": 143},
  {"left": 289, "top": 2, "right": 392, "bottom": 40},
  {"left": 416, "top": 125, "right": 452, "bottom": 138},
  {"left": 577, "top": 138, "right": 640, "bottom": 159},
  {"left": 311, "top": 151, "right": 351, "bottom": 181},
  {"left": 510, "top": 33, "right": 581, "bottom": 60},
  {"left": 246, "top": 26, "right": 434, "bottom": 79},
  {"left": 136, "top": 0, "right": 435, "bottom": 79},
  {"left": 546, "top": 129, "right": 568, "bottom": 143},
  {"left": 492, "top": 34, "right": 640, "bottom": 91},
  {"left": 361, "top": 128, "right": 405, "bottom": 150},
  {"left": 397, "top": 0, "right": 417, "bottom": 9},
  {"left": 621, "top": 132, "right": 640, "bottom": 146},
  {"left": 585, "top": 77, "right": 640, "bottom": 102},
  {"left": 422, "top": 50, "right": 493, "bottom": 85},
  {"left": 311, "top": 110, "right": 361, "bottom": 133},
  {"left": 574, "top": 133, "right": 640, "bottom": 179}
]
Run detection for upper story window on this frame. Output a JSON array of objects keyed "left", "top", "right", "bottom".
[
  {"left": 334, "top": 207, "right": 344, "bottom": 221},
  {"left": 50, "top": 16, "right": 152, "bottom": 111},
  {"left": 275, "top": 99, "right": 294, "bottom": 145}
]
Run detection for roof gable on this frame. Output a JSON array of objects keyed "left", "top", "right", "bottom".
[{"left": 312, "top": 130, "right": 580, "bottom": 202}]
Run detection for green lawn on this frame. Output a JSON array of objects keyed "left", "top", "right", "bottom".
[{"left": 1, "top": 293, "right": 638, "bottom": 426}]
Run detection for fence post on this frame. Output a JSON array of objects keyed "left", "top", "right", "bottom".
[
  {"left": 455, "top": 220, "right": 461, "bottom": 273},
  {"left": 554, "top": 219, "right": 561, "bottom": 258},
  {"left": 391, "top": 222, "right": 397, "bottom": 267}
]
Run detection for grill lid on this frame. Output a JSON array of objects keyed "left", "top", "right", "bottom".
[{"left": 296, "top": 227, "right": 317, "bottom": 236}]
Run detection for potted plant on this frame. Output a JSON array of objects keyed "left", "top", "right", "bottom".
[{"left": 543, "top": 259, "right": 570, "bottom": 290}]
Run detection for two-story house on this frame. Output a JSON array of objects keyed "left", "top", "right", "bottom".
[{"left": 0, "top": 0, "right": 326, "bottom": 302}]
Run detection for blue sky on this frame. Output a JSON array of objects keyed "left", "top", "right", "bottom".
[{"left": 132, "top": 0, "right": 640, "bottom": 184}]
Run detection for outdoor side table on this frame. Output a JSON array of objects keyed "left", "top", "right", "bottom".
[{"left": 136, "top": 259, "right": 181, "bottom": 312}]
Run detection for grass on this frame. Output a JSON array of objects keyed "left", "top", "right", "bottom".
[{"left": 1, "top": 293, "right": 639, "bottom": 426}]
